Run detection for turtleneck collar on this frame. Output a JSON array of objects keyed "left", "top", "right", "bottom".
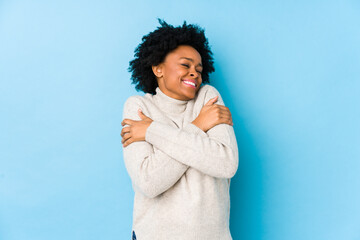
[{"left": 153, "top": 87, "right": 189, "bottom": 114}]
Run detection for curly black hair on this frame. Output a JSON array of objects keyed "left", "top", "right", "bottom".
[{"left": 128, "top": 18, "right": 215, "bottom": 94}]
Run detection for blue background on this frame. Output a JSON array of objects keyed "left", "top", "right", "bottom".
[{"left": 1, "top": 0, "right": 360, "bottom": 239}]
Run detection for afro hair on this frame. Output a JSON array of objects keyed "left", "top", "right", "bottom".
[{"left": 128, "top": 18, "right": 215, "bottom": 94}]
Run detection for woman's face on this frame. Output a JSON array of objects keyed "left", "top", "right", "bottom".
[{"left": 152, "top": 45, "right": 203, "bottom": 101}]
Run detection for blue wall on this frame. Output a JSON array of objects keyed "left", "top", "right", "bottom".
[{"left": 1, "top": 0, "right": 359, "bottom": 239}]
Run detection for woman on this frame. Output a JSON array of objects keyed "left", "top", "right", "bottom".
[{"left": 121, "top": 19, "right": 238, "bottom": 240}]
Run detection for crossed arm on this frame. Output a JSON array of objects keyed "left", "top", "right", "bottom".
[{"left": 121, "top": 90, "right": 238, "bottom": 198}]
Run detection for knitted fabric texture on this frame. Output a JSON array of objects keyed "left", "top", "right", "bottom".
[{"left": 122, "top": 84, "right": 238, "bottom": 240}]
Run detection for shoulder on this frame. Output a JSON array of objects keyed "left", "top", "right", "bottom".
[
  {"left": 123, "top": 93, "right": 152, "bottom": 109},
  {"left": 197, "top": 84, "right": 222, "bottom": 98},
  {"left": 122, "top": 94, "right": 152, "bottom": 119},
  {"left": 197, "top": 83, "right": 218, "bottom": 93},
  {"left": 123, "top": 95, "right": 143, "bottom": 107},
  {"left": 195, "top": 84, "right": 225, "bottom": 106}
]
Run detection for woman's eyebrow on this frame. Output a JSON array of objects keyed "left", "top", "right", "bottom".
[{"left": 179, "top": 57, "right": 203, "bottom": 67}]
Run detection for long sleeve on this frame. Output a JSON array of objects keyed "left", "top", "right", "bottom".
[
  {"left": 145, "top": 87, "right": 239, "bottom": 179},
  {"left": 122, "top": 96, "right": 201, "bottom": 198}
]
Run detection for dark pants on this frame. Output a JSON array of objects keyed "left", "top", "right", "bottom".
[{"left": 132, "top": 230, "right": 137, "bottom": 240}]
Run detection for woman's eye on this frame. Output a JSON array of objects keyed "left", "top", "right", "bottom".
[{"left": 181, "top": 64, "right": 202, "bottom": 73}]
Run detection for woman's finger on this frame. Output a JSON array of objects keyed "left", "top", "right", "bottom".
[
  {"left": 121, "top": 132, "right": 132, "bottom": 144},
  {"left": 216, "top": 109, "right": 232, "bottom": 119},
  {"left": 138, "top": 109, "right": 148, "bottom": 119},
  {"left": 123, "top": 137, "right": 133, "bottom": 147},
  {"left": 121, "top": 126, "right": 131, "bottom": 137},
  {"left": 121, "top": 119, "right": 134, "bottom": 126},
  {"left": 211, "top": 104, "right": 229, "bottom": 110},
  {"left": 219, "top": 116, "right": 233, "bottom": 126}
]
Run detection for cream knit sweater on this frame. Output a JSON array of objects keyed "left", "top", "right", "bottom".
[{"left": 122, "top": 84, "right": 238, "bottom": 240}]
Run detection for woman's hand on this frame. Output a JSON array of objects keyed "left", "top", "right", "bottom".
[
  {"left": 121, "top": 109, "right": 153, "bottom": 147},
  {"left": 191, "top": 96, "right": 233, "bottom": 132}
]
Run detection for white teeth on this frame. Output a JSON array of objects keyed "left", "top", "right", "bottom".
[{"left": 183, "top": 81, "right": 195, "bottom": 87}]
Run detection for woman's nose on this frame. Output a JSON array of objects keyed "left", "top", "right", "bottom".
[{"left": 190, "top": 69, "right": 199, "bottom": 78}]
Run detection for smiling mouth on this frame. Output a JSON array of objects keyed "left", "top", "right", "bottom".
[{"left": 182, "top": 80, "right": 196, "bottom": 89}]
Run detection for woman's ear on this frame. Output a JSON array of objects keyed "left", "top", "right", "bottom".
[{"left": 152, "top": 64, "right": 163, "bottom": 78}]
